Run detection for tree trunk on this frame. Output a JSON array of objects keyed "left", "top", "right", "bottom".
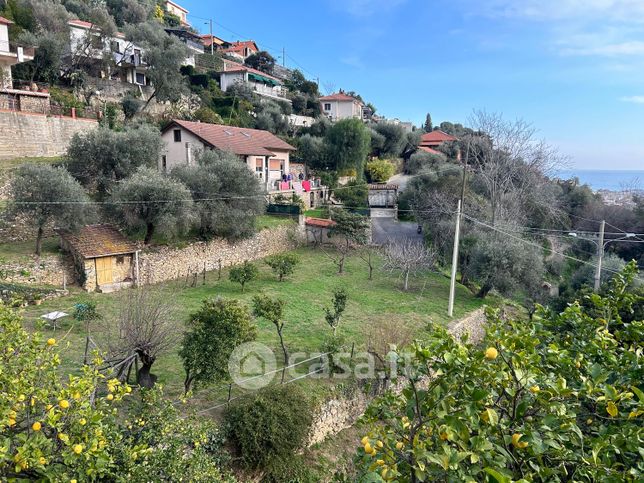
[
  {"left": 184, "top": 370, "right": 194, "bottom": 395},
  {"left": 144, "top": 223, "right": 155, "bottom": 245},
  {"left": 136, "top": 353, "right": 157, "bottom": 388},
  {"left": 404, "top": 270, "right": 410, "bottom": 291},
  {"left": 477, "top": 284, "right": 492, "bottom": 298},
  {"left": 338, "top": 255, "right": 345, "bottom": 274},
  {"left": 368, "top": 264, "right": 373, "bottom": 280},
  {"left": 277, "top": 325, "right": 288, "bottom": 382},
  {"left": 35, "top": 225, "right": 44, "bottom": 256}
]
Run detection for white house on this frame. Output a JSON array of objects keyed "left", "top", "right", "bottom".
[
  {"left": 164, "top": 0, "right": 190, "bottom": 26},
  {"left": 219, "top": 63, "right": 290, "bottom": 102},
  {"left": 160, "top": 119, "right": 296, "bottom": 191},
  {"left": 67, "top": 19, "right": 149, "bottom": 86},
  {"left": 319, "top": 91, "right": 364, "bottom": 122},
  {"left": 164, "top": 27, "right": 204, "bottom": 67},
  {"left": 0, "top": 16, "right": 35, "bottom": 88}
]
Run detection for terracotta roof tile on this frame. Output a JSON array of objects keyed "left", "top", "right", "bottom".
[
  {"left": 0, "top": 16, "right": 14, "bottom": 25},
  {"left": 59, "top": 225, "right": 138, "bottom": 259},
  {"left": 420, "top": 130, "right": 457, "bottom": 145},
  {"left": 220, "top": 40, "right": 258, "bottom": 55},
  {"left": 418, "top": 146, "right": 446, "bottom": 156},
  {"left": 167, "top": 119, "right": 296, "bottom": 156},
  {"left": 305, "top": 217, "right": 336, "bottom": 228},
  {"left": 319, "top": 92, "right": 363, "bottom": 104}
]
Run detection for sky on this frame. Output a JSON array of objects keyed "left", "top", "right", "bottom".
[{"left": 180, "top": 0, "right": 644, "bottom": 170}]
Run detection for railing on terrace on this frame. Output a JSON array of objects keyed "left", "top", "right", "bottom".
[
  {"left": 11, "top": 79, "right": 50, "bottom": 92},
  {"left": 250, "top": 81, "right": 289, "bottom": 99},
  {"left": 0, "top": 40, "right": 35, "bottom": 57}
]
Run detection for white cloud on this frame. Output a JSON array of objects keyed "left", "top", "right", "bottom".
[
  {"left": 340, "top": 55, "right": 365, "bottom": 69},
  {"left": 620, "top": 96, "right": 644, "bottom": 104},
  {"left": 561, "top": 41, "right": 644, "bottom": 57},
  {"left": 472, "top": 0, "right": 644, "bottom": 22},
  {"left": 328, "top": 0, "right": 407, "bottom": 16}
]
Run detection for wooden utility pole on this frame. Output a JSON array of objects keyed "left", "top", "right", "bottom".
[
  {"left": 448, "top": 199, "right": 462, "bottom": 318},
  {"left": 593, "top": 220, "right": 605, "bottom": 292}
]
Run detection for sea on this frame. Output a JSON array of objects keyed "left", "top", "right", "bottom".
[{"left": 555, "top": 170, "right": 644, "bottom": 192}]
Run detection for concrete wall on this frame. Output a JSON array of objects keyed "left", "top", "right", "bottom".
[
  {"left": 0, "top": 110, "right": 97, "bottom": 160},
  {"left": 160, "top": 126, "right": 204, "bottom": 171}
]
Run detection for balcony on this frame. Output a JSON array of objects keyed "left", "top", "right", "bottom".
[
  {"left": 0, "top": 40, "right": 35, "bottom": 60},
  {"left": 249, "top": 81, "right": 290, "bottom": 102}
]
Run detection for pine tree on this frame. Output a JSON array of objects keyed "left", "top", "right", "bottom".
[{"left": 424, "top": 113, "right": 433, "bottom": 132}]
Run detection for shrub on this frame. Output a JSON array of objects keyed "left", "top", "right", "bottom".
[
  {"left": 225, "top": 384, "right": 315, "bottom": 469},
  {"left": 366, "top": 159, "right": 395, "bottom": 183},
  {"left": 228, "top": 261, "right": 258, "bottom": 292},
  {"left": 334, "top": 179, "right": 368, "bottom": 208},
  {"left": 265, "top": 253, "right": 300, "bottom": 282},
  {"left": 405, "top": 151, "right": 444, "bottom": 174}
]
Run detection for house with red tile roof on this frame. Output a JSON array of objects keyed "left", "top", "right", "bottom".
[
  {"left": 219, "top": 40, "right": 259, "bottom": 60},
  {"left": 160, "top": 119, "right": 296, "bottom": 190},
  {"left": 319, "top": 90, "right": 365, "bottom": 122},
  {"left": 418, "top": 130, "right": 460, "bottom": 159},
  {"left": 219, "top": 61, "right": 290, "bottom": 102}
]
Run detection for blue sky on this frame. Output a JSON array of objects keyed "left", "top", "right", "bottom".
[{"left": 181, "top": 0, "right": 644, "bottom": 170}]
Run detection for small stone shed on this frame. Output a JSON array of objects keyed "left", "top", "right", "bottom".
[
  {"left": 59, "top": 224, "right": 140, "bottom": 293},
  {"left": 305, "top": 217, "right": 336, "bottom": 245}
]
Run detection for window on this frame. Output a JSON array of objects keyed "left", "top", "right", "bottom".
[
  {"left": 135, "top": 72, "right": 145, "bottom": 85},
  {"left": 161, "top": 155, "right": 167, "bottom": 172},
  {"left": 173, "top": 129, "right": 182, "bottom": 142},
  {"left": 324, "top": 103, "right": 331, "bottom": 111},
  {"left": 110, "top": 40, "right": 121, "bottom": 53},
  {"left": 116, "top": 256, "right": 124, "bottom": 265}
]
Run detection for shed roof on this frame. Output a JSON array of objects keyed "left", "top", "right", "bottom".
[
  {"left": 420, "top": 130, "right": 457, "bottom": 145},
  {"left": 165, "top": 119, "right": 296, "bottom": 157},
  {"left": 368, "top": 184, "right": 399, "bottom": 190},
  {"left": 305, "top": 217, "right": 336, "bottom": 228},
  {"left": 59, "top": 225, "right": 138, "bottom": 259}
]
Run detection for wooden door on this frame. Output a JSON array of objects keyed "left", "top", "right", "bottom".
[{"left": 95, "top": 257, "right": 113, "bottom": 286}]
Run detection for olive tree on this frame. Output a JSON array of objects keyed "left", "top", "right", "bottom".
[
  {"left": 8, "top": 164, "right": 94, "bottom": 255},
  {"left": 252, "top": 295, "right": 288, "bottom": 378},
  {"left": 110, "top": 167, "right": 194, "bottom": 244},
  {"left": 66, "top": 125, "right": 162, "bottom": 197},
  {"left": 171, "top": 149, "right": 265, "bottom": 241},
  {"left": 324, "top": 118, "right": 371, "bottom": 176},
  {"left": 180, "top": 297, "right": 256, "bottom": 393},
  {"left": 326, "top": 209, "right": 370, "bottom": 274}
]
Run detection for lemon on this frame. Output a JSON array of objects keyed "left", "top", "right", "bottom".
[
  {"left": 73, "top": 444, "right": 83, "bottom": 454},
  {"left": 395, "top": 441, "right": 404, "bottom": 450},
  {"left": 376, "top": 440, "right": 384, "bottom": 448},
  {"left": 32, "top": 421, "right": 42, "bottom": 431},
  {"left": 484, "top": 347, "right": 498, "bottom": 360},
  {"left": 47, "top": 338, "right": 56, "bottom": 346},
  {"left": 361, "top": 436, "right": 369, "bottom": 445},
  {"left": 79, "top": 418, "right": 87, "bottom": 426},
  {"left": 529, "top": 385, "right": 540, "bottom": 393},
  {"left": 106, "top": 394, "right": 114, "bottom": 401},
  {"left": 59, "top": 399, "right": 70, "bottom": 409},
  {"left": 511, "top": 433, "right": 528, "bottom": 449},
  {"left": 376, "top": 459, "right": 385, "bottom": 466}
]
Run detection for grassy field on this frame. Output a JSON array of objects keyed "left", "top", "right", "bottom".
[{"left": 19, "top": 246, "right": 487, "bottom": 402}]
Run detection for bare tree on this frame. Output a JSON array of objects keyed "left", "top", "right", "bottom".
[
  {"left": 363, "top": 316, "right": 415, "bottom": 382},
  {"left": 467, "top": 110, "right": 567, "bottom": 226},
  {"left": 382, "top": 238, "right": 437, "bottom": 291},
  {"left": 101, "top": 288, "right": 176, "bottom": 388},
  {"left": 358, "top": 245, "right": 378, "bottom": 280}
]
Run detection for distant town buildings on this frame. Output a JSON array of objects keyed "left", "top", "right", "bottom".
[{"left": 319, "top": 91, "right": 365, "bottom": 122}]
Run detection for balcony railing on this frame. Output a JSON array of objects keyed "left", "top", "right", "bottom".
[
  {"left": 249, "top": 81, "right": 289, "bottom": 100},
  {"left": 0, "top": 40, "right": 35, "bottom": 57}
]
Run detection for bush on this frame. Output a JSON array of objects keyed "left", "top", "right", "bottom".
[
  {"left": 265, "top": 253, "right": 300, "bottom": 281},
  {"left": 225, "top": 384, "right": 315, "bottom": 469},
  {"left": 405, "top": 151, "right": 444, "bottom": 174},
  {"left": 334, "top": 179, "right": 368, "bottom": 208},
  {"left": 193, "top": 106, "right": 223, "bottom": 124},
  {"left": 366, "top": 159, "right": 395, "bottom": 183}
]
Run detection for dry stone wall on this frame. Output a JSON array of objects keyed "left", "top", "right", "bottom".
[
  {"left": 0, "top": 111, "right": 97, "bottom": 160},
  {"left": 306, "top": 308, "right": 488, "bottom": 446},
  {"left": 2, "top": 254, "right": 73, "bottom": 288},
  {"left": 139, "top": 224, "right": 302, "bottom": 285}
]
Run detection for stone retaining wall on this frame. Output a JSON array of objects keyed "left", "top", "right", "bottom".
[
  {"left": 138, "top": 224, "right": 302, "bottom": 285},
  {"left": 306, "top": 308, "right": 488, "bottom": 446},
  {"left": 2, "top": 254, "right": 73, "bottom": 288},
  {"left": 0, "top": 110, "right": 97, "bottom": 160}
]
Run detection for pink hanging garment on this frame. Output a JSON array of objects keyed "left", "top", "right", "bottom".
[{"left": 302, "top": 180, "right": 311, "bottom": 192}]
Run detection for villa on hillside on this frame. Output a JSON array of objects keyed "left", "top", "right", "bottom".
[
  {"left": 418, "top": 129, "right": 459, "bottom": 157},
  {"left": 218, "top": 40, "right": 259, "bottom": 61},
  {"left": 319, "top": 91, "right": 365, "bottom": 122},
  {"left": 0, "top": 16, "right": 48, "bottom": 113},
  {"left": 160, "top": 119, "right": 296, "bottom": 190},
  {"left": 219, "top": 63, "right": 290, "bottom": 102},
  {"left": 164, "top": 0, "right": 190, "bottom": 27}
]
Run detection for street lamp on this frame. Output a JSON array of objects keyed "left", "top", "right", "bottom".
[{"left": 568, "top": 221, "right": 635, "bottom": 292}]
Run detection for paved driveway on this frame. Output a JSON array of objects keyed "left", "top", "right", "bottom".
[{"left": 371, "top": 217, "right": 423, "bottom": 245}]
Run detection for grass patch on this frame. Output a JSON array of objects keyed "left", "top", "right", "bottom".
[
  {"left": 304, "top": 207, "right": 329, "bottom": 218},
  {"left": 255, "top": 214, "right": 297, "bottom": 230},
  {"left": 0, "top": 156, "right": 63, "bottom": 175},
  {"left": 0, "top": 237, "right": 60, "bottom": 262},
  {"left": 19, "top": 247, "right": 487, "bottom": 403}
]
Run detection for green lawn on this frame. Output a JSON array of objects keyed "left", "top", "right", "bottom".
[
  {"left": 0, "top": 237, "right": 60, "bottom": 262},
  {"left": 0, "top": 156, "right": 63, "bottom": 172},
  {"left": 19, "top": 247, "right": 486, "bottom": 403}
]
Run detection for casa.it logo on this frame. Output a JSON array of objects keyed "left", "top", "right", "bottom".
[{"left": 228, "top": 342, "right": 277, "bottom": 390}]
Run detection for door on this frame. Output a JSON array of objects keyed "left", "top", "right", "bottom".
[{"left": 95, "top": 257, "right": 113, "bottom": 286}]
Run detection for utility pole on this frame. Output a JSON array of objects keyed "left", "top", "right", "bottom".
[
  {"left": 448, "top": 199, "right": 462, "bottom": 317},
  {"left": 209, "top": 19, "right": 214, "bottom": 55},
  {"left": 448, "top": 140, "right": 469, "bottom": 317},
  {"left": 593, "top": 219, "right": 605, "bottom": 292}
]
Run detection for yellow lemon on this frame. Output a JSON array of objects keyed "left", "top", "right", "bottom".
[
  {"left": 58, "top": 433, "right": 69, "bottom": 443},
  {"left": 376, "top": 459, "right": 385, "bottom": 466},
  {"left": 106, "top": 394, "right": 114, "bottom": 401},
  {"left": 39, "top": 457, "right": 46, "bottom": 465},
  {"left": 586, "top": 418, "right": 593, "bottom": 425},
  {"left": 511, "top": 433, "right": 528, "bottom": 449},
  {"left": 381, "top": 468, "right": 388, "bottom": 479},
  {"left": 17, "top": 394, "right": 25, "bottom": 402},
  {"left": 45, "top": 404, "right": 53, "bottom": 411},
  {"left": 59, "top": 399, "right": 70, "bottom": 409},
  {"left": 79, "top": 418, "right": 87, "bottom": 426},
  {"left": 395, "top": 441, "right": 404, "bottom": 450},
  {"left": 361, "top": 436, "right": 369, "bottom": 445},
  {"left": 484, "top": 347, "right": 498, "bottom": 360},
  {"left": 529, "top": 385, "right": 540, "bottom": 393},
  {"left": 47, "top": 338, "right": 56, "bottom": 346},
  {"left": 8, "top": 418, "right": 16, "bottom": 426},
  {"left": 439, "top": 432, "right": 449, "bottom": 441},
  {"left": 364, "top": 442, "right": 373, "bottom": 454},
  {"left": 71, "top": 479, "right": 77, "bottom": 483},
  {"left": 575, "top": 361, "right": 581, "bottom": 369},
  {"left": 376, "top": 440, "right": 384, "bottom": 448},
  {"left": 32, "top": 421, "right": 42, "bottom": 431},
  {"left": 125, "top": 386, "right": 132, "bottom": 393},
  {"left": 73, "top": 444, "right": 83, "bottom": 454}
]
